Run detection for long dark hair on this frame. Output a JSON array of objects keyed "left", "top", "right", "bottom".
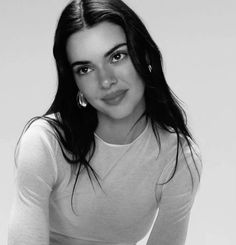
[{"left": 18, "top": 0, "right": 200, "bottom": 208}]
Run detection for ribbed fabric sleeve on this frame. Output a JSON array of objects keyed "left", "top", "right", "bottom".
[
  {"left": 147, "top": 139, "right": 202, "bottom": 245},
  {"left": 8, "top": 121, "right": 58, "bottom": 245}
]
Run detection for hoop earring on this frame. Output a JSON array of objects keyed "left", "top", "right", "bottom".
[
  {"left": 76, "top": 91, "right": 87, "bottom": 108},
  {"left": 148, "top": 64, "right": 152, "bottom": 73}
]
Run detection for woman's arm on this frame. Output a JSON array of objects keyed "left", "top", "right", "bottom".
[
  {"left": 8, "top": 122, "right": 57, "bottom": 245},
  {"left": 147, "top": 143, "right": 202, "bottom": 245}
]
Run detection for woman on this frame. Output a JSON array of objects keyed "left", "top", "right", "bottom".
[{"left": 8, "top": 0, "right": 202, "bottom": 244}]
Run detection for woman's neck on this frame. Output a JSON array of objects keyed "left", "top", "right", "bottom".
[{"left": 95, "top": 113, "right": 147, "bottom": 145}]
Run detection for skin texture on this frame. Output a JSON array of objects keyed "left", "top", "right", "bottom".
[{"left": 66, "top": 22, "right": 146, "bottom": 144}]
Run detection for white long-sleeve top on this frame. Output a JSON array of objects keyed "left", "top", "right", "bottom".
[{"left": 8, "top": 115, "right": 202, "bottom": 245}]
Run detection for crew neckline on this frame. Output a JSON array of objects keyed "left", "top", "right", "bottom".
[{"left": 94, "top": 121, "right": 149, "bottom": 147}]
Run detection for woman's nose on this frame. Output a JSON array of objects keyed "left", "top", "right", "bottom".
[{"left": 98, "top": 67, "right": 117, "bottom": 89}]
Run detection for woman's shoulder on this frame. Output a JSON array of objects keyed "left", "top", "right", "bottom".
[
  {"left": 27, "top": 112, "right": 58, "bottom": 128},
  {"left": 156, "top": 126, "right": 202, "bottom": 178},
  {"left": 23, "top": 113, "right": 59, "bottom": 137},
  {"left": 17, "top": 113, "right": 60, "bottom": 158},
  {"left": 154, "top": 126, "right": 181, "bottom": 156},
  {"left": 15, "top": 113, "right": 59, "bottom": 186},
  {"left": 156, "top": 126, "right": 200, "bottom": 155}
]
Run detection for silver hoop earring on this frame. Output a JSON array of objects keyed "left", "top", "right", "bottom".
[
  {"left": 148, "top": 65, "right": 152, "bottom": 73},
  {"left": 76, "top": 91, "right": 87, "bottom": 108}
]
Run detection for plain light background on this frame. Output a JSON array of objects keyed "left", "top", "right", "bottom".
[{"left": 1, "top": 0, "right": 235, "bottom": 244}]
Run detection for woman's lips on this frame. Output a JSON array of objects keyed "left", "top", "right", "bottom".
[{"left": 102, "top": 89, "right": 127, "bottom": 105}]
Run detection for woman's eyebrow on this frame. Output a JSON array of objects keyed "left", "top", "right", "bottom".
[
  {"left": 104, "top": 42, "right": 127, "bottom": 58},
  {"left": 71, "top": 60, "right": 90, "bottom": 68},
  {"left": 71, "top": 42, "right": 127, "bottom": 68}
]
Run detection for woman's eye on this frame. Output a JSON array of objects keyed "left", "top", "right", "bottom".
[
  {"left": 76, "top": 66, "right": 92, "bottom": 75},
  {"left": 111, "top": 52, "right": 127, "bottom": 63}
]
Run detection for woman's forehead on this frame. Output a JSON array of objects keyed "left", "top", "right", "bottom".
[{"left": 66, "top": 22, "right": 127, "bottom": 63}]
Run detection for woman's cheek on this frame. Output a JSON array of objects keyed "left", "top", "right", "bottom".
[
  {"left": 79, "top": 80, "right": 98, "bottom": 100},
  {"left": 115, "top": 62, "right": 133, "bottom": 81},
  {"left": 75, "top": 77, "right": 91, "bottom": 91}
]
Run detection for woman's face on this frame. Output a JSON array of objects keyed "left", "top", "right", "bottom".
[{"left": 66, "top": 21, "right": 145, "bottom": 122}]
